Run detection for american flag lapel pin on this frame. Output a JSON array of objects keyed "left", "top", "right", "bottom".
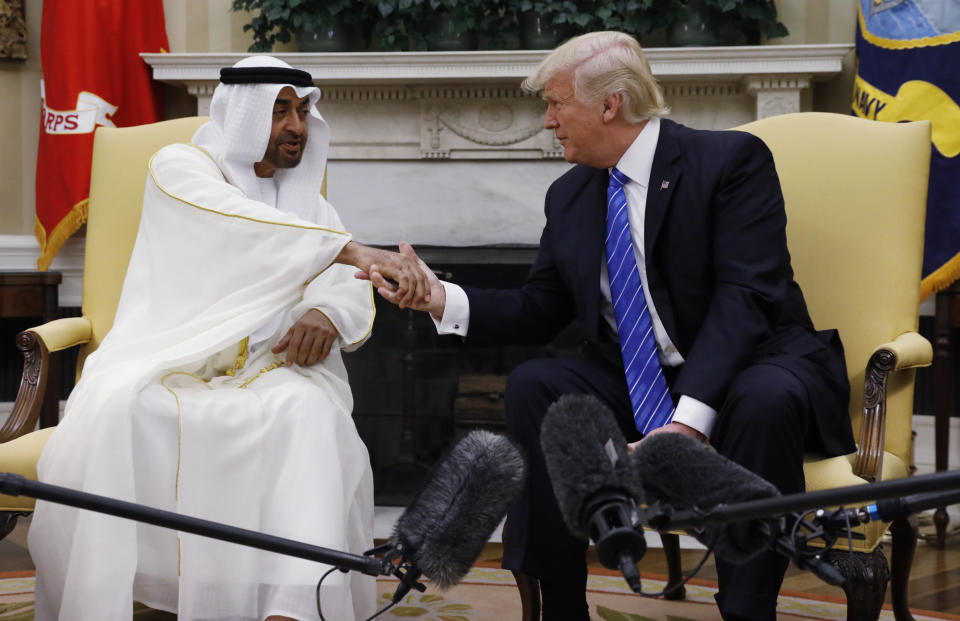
[{"left": 660, "top": 180, "right": 670, "bottom": 190}]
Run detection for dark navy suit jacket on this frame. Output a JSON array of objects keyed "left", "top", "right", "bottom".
[{"left": 462, "top": 119, "right": 856, "bottom": 457}]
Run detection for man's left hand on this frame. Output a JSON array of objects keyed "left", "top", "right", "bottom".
[
  {"left": 628, "top": 421, "right": 708, "bottom": 452},
  {"left": 272, "top": 309, "right": 339, "bottom": 367}
]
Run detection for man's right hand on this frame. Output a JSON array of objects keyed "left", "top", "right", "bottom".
[
  {"left": 369, "top": 243, "right": 446, "bottom": 317},
  {"left": 335, "top": 241, "right": 431, "bottom": 309}
]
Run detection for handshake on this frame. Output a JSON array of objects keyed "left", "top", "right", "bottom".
[{"left": 336, "top": 240, "right": 445, "bottom": 316}]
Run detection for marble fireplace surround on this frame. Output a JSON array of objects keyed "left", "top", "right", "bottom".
[{"left": 143, "top": 45, "right": 852, "bottom": 249}]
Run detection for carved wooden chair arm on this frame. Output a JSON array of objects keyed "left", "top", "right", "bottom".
[
  {"left": 852, "top": 331, "right": 933, "bottom": 482},
  {"left": 2, "top": 317, "right": 93, "bottom": 444}
]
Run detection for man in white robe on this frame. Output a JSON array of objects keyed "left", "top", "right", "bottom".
[{"left": 28, "top": 56, "right": 427, "bottom": 621}]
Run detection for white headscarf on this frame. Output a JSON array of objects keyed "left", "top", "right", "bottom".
[{"left": 192, "top": 56, "right": 330, "bottom": 221}]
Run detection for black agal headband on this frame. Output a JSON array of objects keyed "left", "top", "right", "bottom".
[{"left": 219, "top": 66, "right": 314, "bottom": 87}]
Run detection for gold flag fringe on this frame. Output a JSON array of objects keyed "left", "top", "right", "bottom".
[
  {"left": 35, "top": 198, "right": 88, "bottom": 271},
  {"left": 921, "top": 250, "right": 960, "bottom": 301}
]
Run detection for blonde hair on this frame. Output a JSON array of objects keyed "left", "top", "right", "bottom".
[{"left": 522, "top": 31, "right": 669, "bottom": 122}]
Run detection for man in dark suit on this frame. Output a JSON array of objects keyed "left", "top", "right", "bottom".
[{"left": 370, "top": 31, "right": 856, "bottom": 621}]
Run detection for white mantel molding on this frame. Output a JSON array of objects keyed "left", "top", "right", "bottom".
[{"left": 142, "top": 44, "right": 851, "bottom": 86}]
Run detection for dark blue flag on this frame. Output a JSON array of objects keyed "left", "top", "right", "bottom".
[{"left": 854, "top": 0, "right": 960, "bottom": 299}]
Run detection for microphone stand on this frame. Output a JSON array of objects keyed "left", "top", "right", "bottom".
[
  {"left": 642, "top": 469, "right": 960, "bottom": 534},
  {"left": 0, "top": 472, "right": 424, "bottom": 588},
  {"left": 637, "top": 469, "right": 960, "bottom": 588}
]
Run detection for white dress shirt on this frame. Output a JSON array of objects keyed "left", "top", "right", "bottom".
[{"left": 433, "top": 118, "right": 717, "bottom": 438}]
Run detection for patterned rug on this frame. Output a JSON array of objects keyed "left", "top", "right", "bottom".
[
  {"left": 373, "top": 565, "right": 960, "bottom": 621},
  {"left": 2, "top": 569, "right": 958, "bottom": 620},
  {"left": 0, "top": 571, "right": 34, "bottom": 620}
]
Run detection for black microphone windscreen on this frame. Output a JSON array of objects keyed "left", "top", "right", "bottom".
[
  {"left": 540, "top": 394, "right": 646, "bottom": 540},
  {"left": 631, "top": 432, "right": 780, "bottom": 563},
  {"left": 390, "top": 430, "right": 526, "bottom": 589}
]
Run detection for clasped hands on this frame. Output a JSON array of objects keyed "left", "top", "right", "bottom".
[{"left": 345, "top": 241, "right": 445, "bottom": 315}]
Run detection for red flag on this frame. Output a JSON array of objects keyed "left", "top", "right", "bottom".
[{"left": 35, "top": 0, "right": 168, "bottom": 270}]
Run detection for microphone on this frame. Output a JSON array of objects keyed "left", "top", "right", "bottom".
[
  {"left": 865, "top": 489, "right": 960, "bottom": 523},
  {"left": 540, "top": 395, "right": 648, "bottom": 592},
  {"left": 818, "top": 488, "right": 960, "bottom": 529},
  {"left": 388, "top": 430, "right": 526, "bottom": 591},
  {"left": 631, "top": 431, "right": 780, "bottom": 563}
]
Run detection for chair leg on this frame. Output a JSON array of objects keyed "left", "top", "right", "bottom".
[
  {"left": 826, "top": 546, "right": 890, "bottom": 621},
  {"left": 659, "top": 532, "right": 686, "bottom": 600},
  {"left": 512, "top": 570, "right": 541, "bottom": 621},
  {"left": 889, "top": 516, "right": 918, "bottom": 621}
]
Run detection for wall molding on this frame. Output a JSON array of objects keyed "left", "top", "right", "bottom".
[
  {"left": 0, "top": 235, "right": 84, "bottom": 307},
  {"left": 914, "top": 415, "right": 960, "bottom": 471},
  {"left": 914, "top": 415, "right": 960, "bottom": 522}
]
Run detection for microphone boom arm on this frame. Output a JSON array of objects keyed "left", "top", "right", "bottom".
[
  {"left": 0, "top": 473, "right": 386, "bottom": 577},
  {"left": 642, "top": 469, "right": 960, "bottom": 534}
]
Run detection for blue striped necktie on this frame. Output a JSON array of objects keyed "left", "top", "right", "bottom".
[{"left": 605, "top": 168, "right": 674, "bottom": 434}]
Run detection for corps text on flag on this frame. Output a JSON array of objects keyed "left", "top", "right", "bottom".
[{"left": 35, "top": 0, "right": 168, "bottom": 270}]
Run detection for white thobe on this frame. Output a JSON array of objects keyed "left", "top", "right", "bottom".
[{"left": 29, "top": 142, "right": 377, "bottom": 621}]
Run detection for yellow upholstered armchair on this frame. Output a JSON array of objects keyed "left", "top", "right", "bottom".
[
  {"left": 0, "top": 117, "right": 209, "bottom": 534},
  {"left": 728, "top": 113, "right": 930, "bottom": 621}
]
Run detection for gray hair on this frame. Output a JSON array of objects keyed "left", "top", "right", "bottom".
[{"left": 522, "top": 31, "right": 669, "bottom": 123}]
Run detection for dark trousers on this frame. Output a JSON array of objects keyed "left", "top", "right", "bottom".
[{"left": 500, "top": 354, "right": 816, "bottom": 621}]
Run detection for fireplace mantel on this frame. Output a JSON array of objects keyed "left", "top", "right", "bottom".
[
  {"left": 140, "top": 45, "right": 852, "bottom": 247},
  {"left": 142, "top": 45, "right": 850, "bottom": 90},
  {"left": 144, "top": 45, "right": 850, "bottom": 123}
]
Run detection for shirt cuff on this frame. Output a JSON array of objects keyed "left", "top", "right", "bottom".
[
  {"left": 431, "top": 281, "right": 469, "bottom": 337},
  {"left": 671, "top": 395, "right": 718, "bottom": 439}
]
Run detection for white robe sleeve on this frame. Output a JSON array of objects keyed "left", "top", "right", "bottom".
[
  {"left": 289, "top": 196, "right": 375, "bottom": 352},
  {"left": 294, "top": 266, "right": 375, "bottom": 351}
]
